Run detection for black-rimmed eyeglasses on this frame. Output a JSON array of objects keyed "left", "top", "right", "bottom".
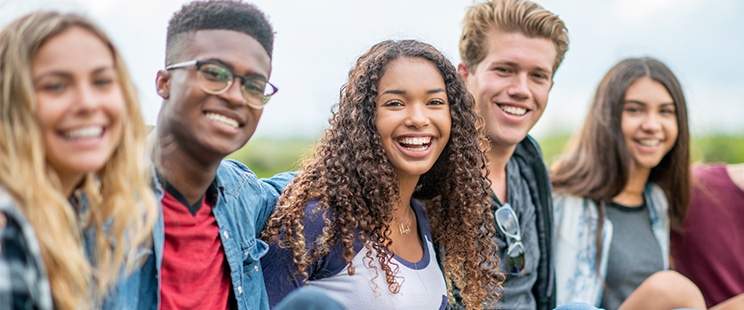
[
  {"left": 495, "top": 203, "right": 526, "bottom": 276},
  {"left": 165, "top": 60, "right": 278, "bottom": 109}
]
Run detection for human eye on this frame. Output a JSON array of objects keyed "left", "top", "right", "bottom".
[
  {"left": 242, "top": 77, "right": 266, "bottom": 95},
  {"left": 428, "top": 98, "right": 447, "bottom": 106},
  {"left": 36, "top": 78, "right": 67, "bottom": 94},
  {"left": 200, "top": 64, "right": 232, "bottom": 81},
  {"left": 382, "top": 100, "right": 404, "bottom": 107},
  {"left": 492, "top": 66, "right": 511, "bottom": 74},
  {"left": 623, "top": 103, "right": 642, "bottom": 113},
  {"left": 660, "top": 105, "right": 676, "bottom": 115},
  {"left": 93, "top": 73, "right": 116, "bottom": 88},
  {"left": 531, "top": 72, "right": 549, "bottom": 81}
]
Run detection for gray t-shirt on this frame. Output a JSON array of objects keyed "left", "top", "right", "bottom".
[
  {"left": 485, "top": 158, "right": 539, "bottom": 310},
  {"left": 600, "top": 200, "right": 664, "bottom": 310}
]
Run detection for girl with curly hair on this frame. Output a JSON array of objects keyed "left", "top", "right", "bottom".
[
  {"left": 261, "top": 39, "right": 502, "bottom": 309},
  {"left": 0, "top": 11, "right": 158, "bottom": 309}
]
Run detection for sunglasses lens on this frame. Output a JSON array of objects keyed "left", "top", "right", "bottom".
[
  {"left": 496, "top": 208, "right": 519, "bottom": 236},
  {"left": 506, "top": 242, "right": 526, "bottom": 276}
]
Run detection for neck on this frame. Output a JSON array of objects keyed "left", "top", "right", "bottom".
[
  {"left": 485, "top": 144, "right": 514, "bottom": 203},
  {"left": 154, "top": 134, "right": 220, "bottom": 205},
  {"left": 613, "top": 165, "right": 650, "bottom": 206},
  {"left": 59, "top": 173, "right": 84, "bottom": 198},
  {"left": 392, "top": 174, "right": 418, "bottom": 228}
]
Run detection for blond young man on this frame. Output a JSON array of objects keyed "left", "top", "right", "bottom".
[{"left": 455, "top": 0, "right": 568, "bottom": 309}]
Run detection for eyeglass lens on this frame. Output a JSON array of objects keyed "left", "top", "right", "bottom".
[
  {"left": 197, "top": 63, "right": 273, "bottom": 104},
  {"left": 495, "top": 203, "right": 526, "bottom": 276}
]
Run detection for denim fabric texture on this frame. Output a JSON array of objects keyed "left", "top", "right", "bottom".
[
  {"left": 553, "top": 183, "right": 669, "bottom": 307},
  {"left": 104, "top": 161, "right": 294, "bottom": 310}
]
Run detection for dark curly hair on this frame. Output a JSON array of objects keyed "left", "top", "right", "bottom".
[
  {"left": 165, "top": 0, "right": 274, "bottom": 63},
  {"left": 262, "top": 40, "right": 503, "bottom": 309}
]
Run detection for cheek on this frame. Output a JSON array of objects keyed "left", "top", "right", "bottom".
[{"left": 34, "top": 96, "right": 67, "bottom": 135}]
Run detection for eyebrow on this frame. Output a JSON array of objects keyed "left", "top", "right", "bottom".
[
  {"left": 381, "top": 88, "right": 446, "bottom": 95},
  {"left": 624, "top": 100, "right": 675, "bottom": 107},
  {"left": 202, "top": 58, "right": 268, "bottom": 80},
  {"left": 490, "top": 60, "right": 552, "bottom": 75},
  {"left": 33, "top": 66, "right": 115, "bottom": 81}
]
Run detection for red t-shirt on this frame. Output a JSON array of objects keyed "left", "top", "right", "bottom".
[
  {"left": 671, "top": 164, "right": 744, "bottom": 307},
  {"left": 160, "top": 190, "right": 232, "bottom": 309}
]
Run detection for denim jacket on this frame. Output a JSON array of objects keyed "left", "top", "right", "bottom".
[
  {"left": 553, "top": 183, "right": 669, "bottom": 306},
  {"left": 105, "top": 160, "right": 294, "bottom": 310}
]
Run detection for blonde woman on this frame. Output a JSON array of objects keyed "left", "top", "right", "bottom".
[{"left": 0, "top": 11, "right": 158, "bottom": 310}]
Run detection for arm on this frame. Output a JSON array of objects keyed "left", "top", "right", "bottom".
[{"left": 711, "top": 293, "right": 744, "bottom": 310}]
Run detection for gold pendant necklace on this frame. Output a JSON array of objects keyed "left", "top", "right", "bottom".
[{"left": 398, "top": 222, "right": 411, "bottom": 235}]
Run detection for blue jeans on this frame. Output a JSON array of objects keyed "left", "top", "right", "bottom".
[
  {"left": 555, "top": 302, "right": 602, "bottom": 310},
  {"left": 274, "top": 286, "right": 344, "bottom": 310}
]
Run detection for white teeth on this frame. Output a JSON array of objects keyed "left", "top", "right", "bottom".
[
  {"left": 498, "top": 104, "right": 527, "bottom": 116},
  {"left": 64, "top": 126, "right": 103, "bottom": 139},
  {"left": 206, "top": 112, "right": 239, "bottom": 128},
  {"left": 638, "top": 139, "right": 661, "bottom": 147},
  {"left": 398, "top": 136, "right": 432, "bottom": 151},
  {"left": 398, "top": 137, "right": 431, "bottom": 145}
]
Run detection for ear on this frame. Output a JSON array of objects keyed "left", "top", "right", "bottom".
[
  {"left": 457, "top": 63, "right": 470, "bottom": 82},
  {"left": 156, "top": 70, "right": 171, "bottom": 99}
]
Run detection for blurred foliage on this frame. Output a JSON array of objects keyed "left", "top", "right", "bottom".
[{"left": 231, "top": 134, "right": 744, "bottom": 179}]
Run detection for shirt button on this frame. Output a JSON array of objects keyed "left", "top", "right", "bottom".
[
  {"left": 254, "top": 265, "right": 259, "bottom": 272},
  {"left": 238, "top": 286, "right": 243, "bottom": 295},
  {"left": 223, "top": 231, "right": 229, "bottom": 239}
]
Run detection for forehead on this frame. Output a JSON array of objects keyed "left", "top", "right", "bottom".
[
  {"left": 481, "top": 28, "right": 556, "bottom": 72},
  {"left": 32, "top": 26, "right": 112, "bottom": 74},
  {"left": 376, "top": 56, "right": 446, "bottom": 97},
  {"left": 178, "top": 29, "right": 271, "bottom": 77},
  {"left": 625, "top": 77, "right": 673, "bottom": 102}
]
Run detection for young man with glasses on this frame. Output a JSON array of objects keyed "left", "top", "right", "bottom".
[
  {"left": 454, "top": 0, "right": 569, "bottom": 309},
  {"left": 140, "top": 1, "right": 292, "bottom": 309}
]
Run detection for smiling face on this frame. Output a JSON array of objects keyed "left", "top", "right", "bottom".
[
  {"left": 375, "top": 56, "right": 451, "bottom": 182},
  {"left": 621, "top": 76, "right": 678, "bottom": 176},
  {"left": 460, "top": 28, "right": 555, "bottom": 152},
  {"left": 156, "top": 29, "right": 271, "bottom": 161},
  {"left": 31, "top": 26, "right": 125, "bottom": 191}
]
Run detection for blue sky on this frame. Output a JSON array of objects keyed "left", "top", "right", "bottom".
[{"left": 2, "top": 0, "right": 742, "bottom": 139}]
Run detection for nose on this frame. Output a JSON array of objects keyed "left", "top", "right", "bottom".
[
  {"left": 506, "top": 74, "right": 530, "bottom": 100},
  {"left": 404, "top": 103, "right": 430, "bottom": 129},
  {"left": 219, "top": 77, "right": 248, "bottom": 107},
  {"left": 640, "top": 112, "right": 662, "bottom": 132},
  {"left": 74, "top": 83, "right": 99, "bottom": 112}
]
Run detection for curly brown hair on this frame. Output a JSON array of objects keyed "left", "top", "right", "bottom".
[{"left": 262, "top": 39, "right": 503, "bottom": 309}]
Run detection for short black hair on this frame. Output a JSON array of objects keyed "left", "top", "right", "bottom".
[{"left": 166, "top": 0, "right": 274, "bottom": 62}]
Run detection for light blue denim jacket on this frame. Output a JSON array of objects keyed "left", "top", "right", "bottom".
[
  {"left": 553, "top": 183, "right": 669, "bottom": 307},
  {"left": 101, "top": 160, "right": 294, "bottom": 310}
]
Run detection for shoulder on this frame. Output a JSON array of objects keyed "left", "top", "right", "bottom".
[
  {"left": 645, "top": 182, "right": 669, "bottom": 213},
  {"left": 217, "top": 159, "right": 259, "bottom": 181},
  {"left": 552, "top": 193, "right": 600, "bottom": 225}
]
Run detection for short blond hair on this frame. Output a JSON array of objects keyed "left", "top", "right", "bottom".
[{"left": 460, "top": 0, "right": 569, "bottom": 74}]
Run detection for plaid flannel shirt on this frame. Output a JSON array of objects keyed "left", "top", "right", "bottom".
[{"left": 0, "top": 189, "right": 53, "bottom": 310}]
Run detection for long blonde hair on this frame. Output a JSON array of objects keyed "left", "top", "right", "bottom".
[{"left": 0, "top": 11, "right": 158, "bottom": 309}]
